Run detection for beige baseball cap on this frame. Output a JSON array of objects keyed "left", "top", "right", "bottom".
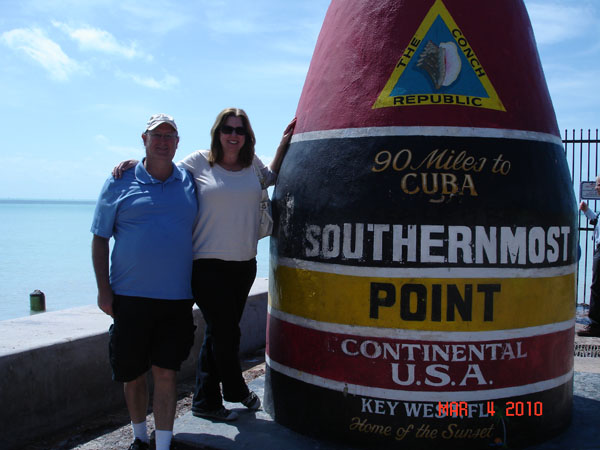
[{"left": 146, "top": 113, "right": 178, "bottom": 131}]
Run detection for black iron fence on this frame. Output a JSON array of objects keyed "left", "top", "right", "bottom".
[{"left": 563, "top": 129, "right": 600, "bottom": 305}]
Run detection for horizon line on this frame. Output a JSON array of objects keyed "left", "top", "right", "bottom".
[{"left": 0, "top": 198, "right": 96, "bottom": 205}]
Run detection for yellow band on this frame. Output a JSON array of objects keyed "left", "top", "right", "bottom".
[{"left": 271, "top": 264, "right": 575, "bottom": 331}]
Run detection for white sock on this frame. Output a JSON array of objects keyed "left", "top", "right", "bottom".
[
  {"left": 132, "top": 420, "right": 148, "bottom": 443},
  {"left": 155, "top": 429, "right": 173, "bottom": 450}
]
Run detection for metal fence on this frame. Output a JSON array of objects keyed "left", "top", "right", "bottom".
[{"left": 563, "top": 129, "right": 600, "bottom": 305}]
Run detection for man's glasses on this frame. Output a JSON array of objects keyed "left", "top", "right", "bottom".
[
  {"left": 221, "top": 125, "right": 247, "bottom": 136},
  {"left": 147, "top": 132, "right": 178, "bottom": 141}
]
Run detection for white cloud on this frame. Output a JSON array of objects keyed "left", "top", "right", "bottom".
[
  {"left": 200, "top": 0, "right": 282, "bottom": 35},
  {"left": 116, "top": 71, "right": 180, "bottom": 89},
  {"left": 52, "top": 21, "right": 151, "bottom": 61},
  {"left": 1, "top": 27, "right": 81, "bottom": 81},
  {"left": 245, "top": 61, "right": 310, "bottom": 79},
  {"left": 95, "top": 134, "right": 142, "bottom": 157},
  {"left": 204, "top": 15, "right": 261, "bottom": 35},
  {"left": 547, "top": 67, "right": 600, "bottom": 107},
  {"left": 94, "top": 134, "right": 109, "bottom": 144},
  {"left": 22, "top": 0, "right": 189, "bottom": 34},
  {"left": 526, "top": 2, "right": 596, "bottom": 45},
  {"left": 272, "top": 39, "right": 317, "bottom": 58},
  {"left": 256, "top": 153, "right": 272, "bottom": 166},
  {"left": 118, "top": 1, "right": 190, "bottom": 34},
  {"left": 106, "top": 144, "right": 144, "bottom": 157},
  {"left": 541, "top": 62, "right": 600, "bottom": 131}
]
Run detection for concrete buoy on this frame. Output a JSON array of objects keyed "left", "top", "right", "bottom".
[{"left": 265, "top": 1, "right": 576, "bottom": 448}]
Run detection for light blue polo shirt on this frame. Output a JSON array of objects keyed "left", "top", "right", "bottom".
[{"left": 91, "top": 161, "right": 198, "bottom": 300}]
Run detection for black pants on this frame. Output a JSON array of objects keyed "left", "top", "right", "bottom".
[
  {"left": 589, "top": 250, "right": 600, "bottom": 325},
  {"left": 191, "top": 258, "right": 257, "bottom": 410}
]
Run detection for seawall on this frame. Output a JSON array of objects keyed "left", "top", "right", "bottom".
[{"left": 0, "top": 278, "right": 269, "bottom": 450}]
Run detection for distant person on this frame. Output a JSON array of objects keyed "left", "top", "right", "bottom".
[
  {"left": 92, "top": 114, "right": 198, "bottom": 450},
  {"left": 579, "top": 175, "right": 600, "bottom": 337},
  {"left": 113, "top": 108, "right": 295, "bottom": 421}
]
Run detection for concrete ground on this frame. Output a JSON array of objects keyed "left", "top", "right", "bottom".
[
  {"left": 25, "top": 310, "right": 600, "bottom": 450},
  {"left": 22, "top": 349, "right": 267, "bottom": 450},
  {"left": 173, "top": 317, "right": 600, "bottom": 450},
  {"left": 174, "top": 359, "right": 600, "bottom": 450}
]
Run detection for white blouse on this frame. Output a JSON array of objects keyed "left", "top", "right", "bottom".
[{"left": 178, "top": 150, "right": 276, "bottom": 261}]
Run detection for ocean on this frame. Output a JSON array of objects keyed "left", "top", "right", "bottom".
[
  {"left": 3, "top": 200, "right": 591, "bottom": 322},
  {"left": 0, "top": 200, "right": 270, "bottom": 321}
]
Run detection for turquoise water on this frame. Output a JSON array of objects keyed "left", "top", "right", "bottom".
[{"left": 0, "top": 200, "right": 269, "bottom": 321}]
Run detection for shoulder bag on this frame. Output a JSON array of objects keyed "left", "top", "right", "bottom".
[{"left": 252, "top": 160, "right": 273, "bottom": 239}]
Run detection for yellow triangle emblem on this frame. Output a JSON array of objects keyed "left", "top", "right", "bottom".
[{"left": 373, "top": 0, "right": 505, "bottom": 111}]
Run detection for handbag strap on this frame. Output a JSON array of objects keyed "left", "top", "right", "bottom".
[{"left": 251, "top": 159, "right": 267, "bottom": 190}]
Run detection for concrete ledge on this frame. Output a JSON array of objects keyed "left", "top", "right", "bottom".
[{"left": 0, "top": 278, "right": 268, "bottom": 450}]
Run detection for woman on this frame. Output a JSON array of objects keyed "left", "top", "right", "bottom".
[
  {"left": 115, "top": 108, "right": 295, "bottom": 421},
  {"left": 183, "top": 109, "right": 294, "bottom": 421}
]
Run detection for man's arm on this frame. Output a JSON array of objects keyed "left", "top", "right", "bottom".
[
  {"left": 92, "top": 235, "right": 114, "bottom": 317},
  {"left": 580, "top": 201, "right": 598, "bottom": 222}
]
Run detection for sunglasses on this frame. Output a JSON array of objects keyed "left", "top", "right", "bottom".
[
  {"left": 147, "top": 132, "right": 178, "bottom": 141},
  {"left": 221, "top": 125, "right": 247, "bottom": 136}
]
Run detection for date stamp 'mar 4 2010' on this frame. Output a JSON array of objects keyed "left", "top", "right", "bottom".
[{"left": 438, "top": 401, "right": 543, "bottom": 417}]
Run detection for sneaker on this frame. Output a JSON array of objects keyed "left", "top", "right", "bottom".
[
  {"left": 577, "top": 324, "right": 600, "bottom": 337},
  {"left": 192, "top": 406, "right": 238, "bottom": 421},
  {"left": 128, "top": 438, "right": 150, "bottom": 450},
  {"left": 241, "top": 391, "right": 261, "bottom": 410}
]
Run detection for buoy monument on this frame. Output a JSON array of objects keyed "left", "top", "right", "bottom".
[{"left": 265, "top": 1, "right": 577, "bottom": 448}]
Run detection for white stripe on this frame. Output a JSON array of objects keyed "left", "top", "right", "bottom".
[
  {"left": 291, "top": 126, "right": 563, "bottom": 146},
  {"left": 268, "top": 305, "right": 575, "bottom": 341},
  {"left": 266, "top": 355, "right": 573, "bottom": 402},
  {"left": 276, "top": 256, "right": 577, "bottom": 279}
]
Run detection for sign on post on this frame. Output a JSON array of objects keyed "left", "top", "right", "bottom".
[{"left": 580, "top": 181, "right": 600, "bottom": 200}]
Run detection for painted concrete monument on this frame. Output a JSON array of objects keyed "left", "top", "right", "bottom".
[{"left": 265, "top": 1, "right": 576, "bottom": 448}]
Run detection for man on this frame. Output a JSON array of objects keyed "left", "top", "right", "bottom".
[
  {"left": 91, "top": 114, "right": 198, "bottom": 450},
  {"left": 579, "top": 175, "right": 600, "bottom": 337}
]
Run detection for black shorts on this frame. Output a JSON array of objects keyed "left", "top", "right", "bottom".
[{"left": 109, "top": 295, "right": 196, "bottom": 382}]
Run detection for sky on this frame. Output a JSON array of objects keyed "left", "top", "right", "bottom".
[{"left": 1, "top": 0, "right": 598, "bottom": 200}]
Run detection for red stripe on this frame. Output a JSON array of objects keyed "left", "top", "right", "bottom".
[
  {"left": 295, "top": 0, "right": 558, "bottom": 136},
  {"left": 266, "top": 314, "right": 573, "bottom": 392}
]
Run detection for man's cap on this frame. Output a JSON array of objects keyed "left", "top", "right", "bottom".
[{"left": 146, "top": 113, "right": 178, "bottom": 132}]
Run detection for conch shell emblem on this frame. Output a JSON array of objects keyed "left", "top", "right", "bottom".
[{"left": 416, "top": 40, "right": 462, "bottom": 89}]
